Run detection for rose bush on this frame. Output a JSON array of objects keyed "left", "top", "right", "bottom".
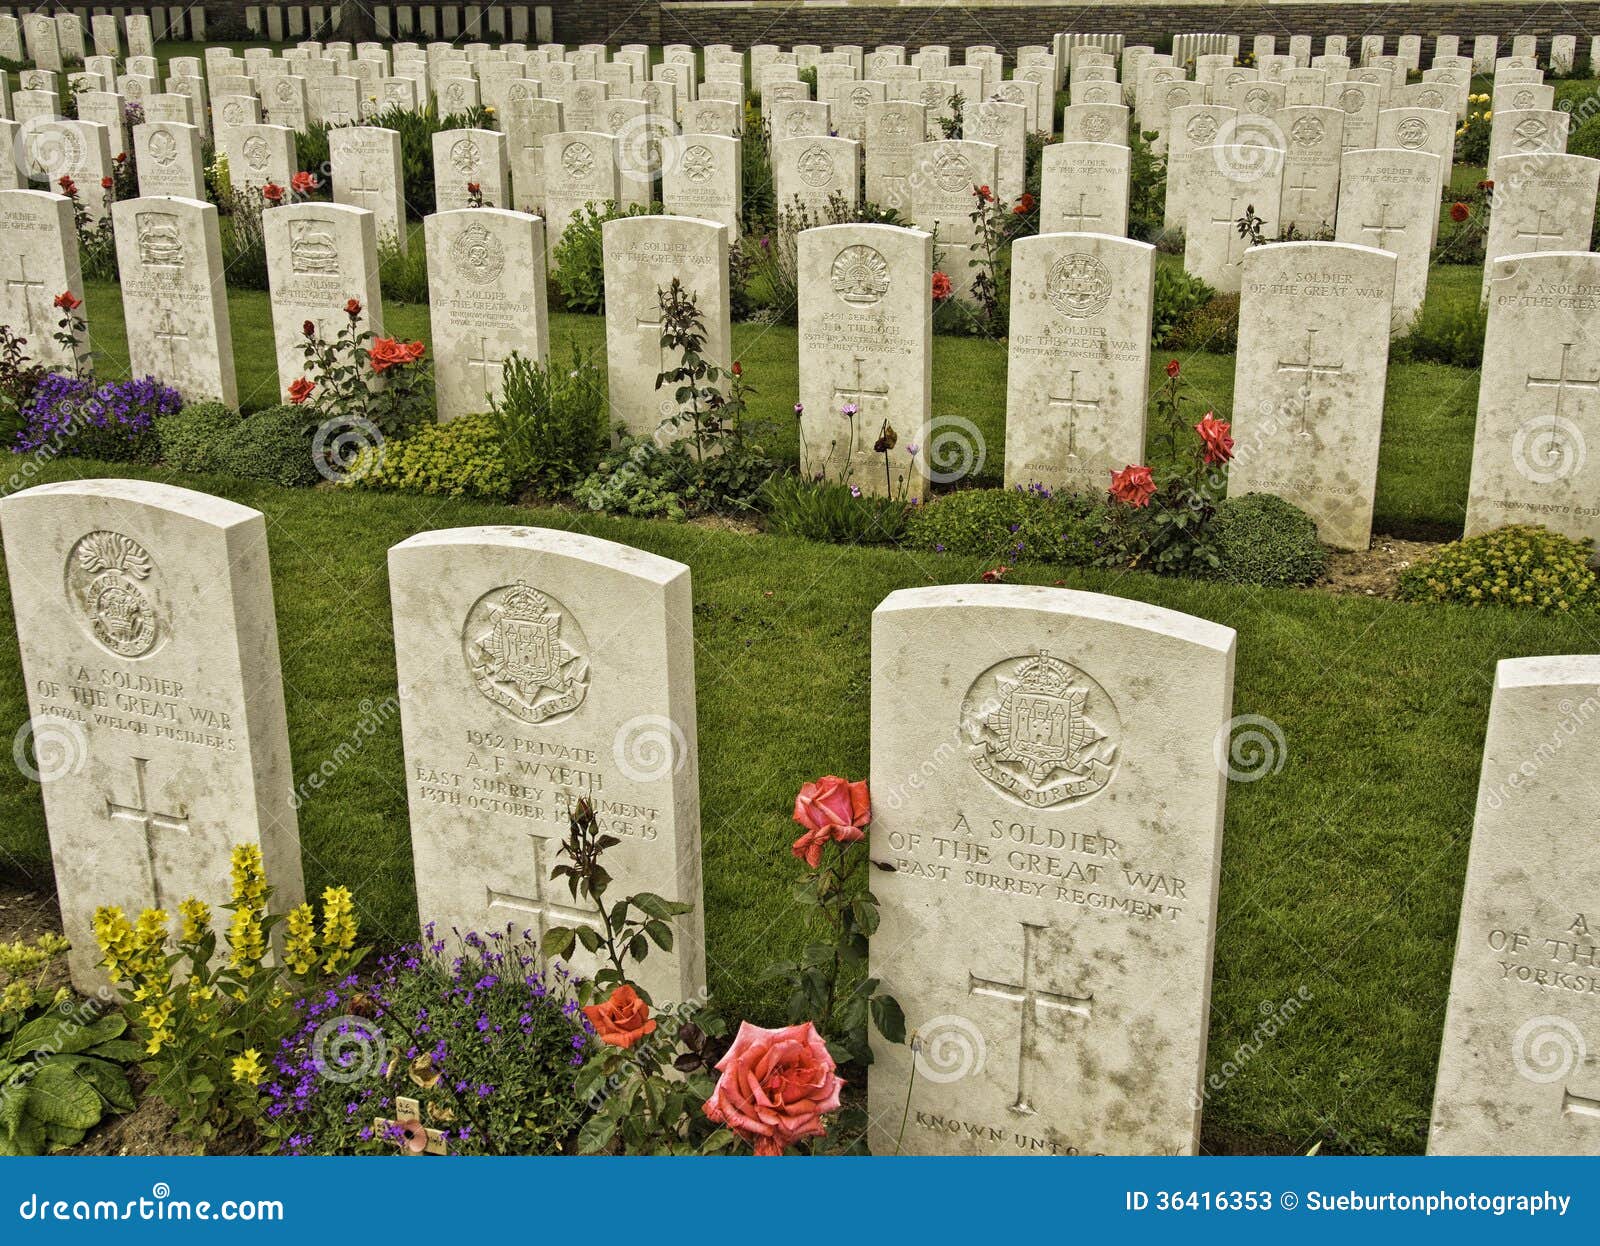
[{"left": 702, "top": 1021, "right": 844, "bottom": 1155}]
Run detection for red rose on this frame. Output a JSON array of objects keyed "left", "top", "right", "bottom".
[
  {"left": 302, "top": 319, "right": 317, "bottom": 338},
  {"left": 466, "top": 181, "right": 481, "bottom": 194},
  {"left": 1166, "top": 359, "right": 1181, "bottom": 379},
  {"left": 115, "top": 151, "right": 127, "bottom": 164},
  {"left": 981, "top": 564, "right": 1010, "bottom": 583},
  {"left": 974, "top": 183, "right": 993, "bottom": 202},
  {"left": 791, "top": 775, "right": 870, "bottom": 869},
  {"left": 731, "top": 360, "right": 742, "bottom": 377},
  {"left": 1478, "top": 178, "right": 1494, "bottom": 191},
  {"left": 53, "top": 290, "right": 81, "bottom": 312},
  {"left": 702, "top": 1021, "right": 843, "bottom": 1156},
  {"left": 262, "top": 182, "right": 284, "bottom": 203},
  {"left": 345, "top": 297, "right": 362, "bottom": 317},
  {"left": 57, "top": 174, "right": 77, "bottom": 196},
  {"left": 1195, "top": 412, "right": 1235, "bottom": 465},
  {"left": 368, "top": 336, "right": 426, "bottom": 373},
  {"left": 930, "top": 270, "right": 953, "bottom": 302},
  {"left": 581, "top": 984, "right": 657, "bottom": 1049},
  {"left": 290, "top": 170, "right": 319, "bottom": 194},
  {"left": 100, "top": 175, "right": 113, "bottom": 190},
  {"left": 1109, "top": 464, "right": 1157, "bottom": 508},
  {"left": 1013, "top": 192, "right": 1036, "bottom": 214},
  {"left": 1450, "top": 201, "right": 1469, "bottom": 222},
  {"left": 287, "top": 377, "right": 315, "bottom": 405}
]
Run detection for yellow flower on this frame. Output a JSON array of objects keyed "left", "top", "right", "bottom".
[
  {"left": 284, "top": 902, "right": 317, "bottom": 977},
  {"left": 178, "top": 896, "right": 211, "bottom": 945},
  {"left": 320, "top": 886, "right": 358, "bottom": 974},
  {"left": 227, "top": 844, "right": 269, "bottom": 978},
  {"left": 231, "top": 1048, "right": 266, "bottom": 1087},
  {"left": 2, "top": 981, "right": 33, "bottom": 1014}
]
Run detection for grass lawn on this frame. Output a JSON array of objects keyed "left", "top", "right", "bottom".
[{"left": 1, "top": 459, "right": 1598, "bottom": 1154}]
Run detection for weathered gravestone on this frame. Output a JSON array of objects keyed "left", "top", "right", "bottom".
[
  {"left": 387, "top": 526, "right": 705, "bottom": 1006},
  {"left": 225, "top": 123, "right": 297, "bottom": 193},
  {"left": 263, "top": 202, "right": 384, "bottom": 402},
  {"left": 908, "top": 140, "right": 997, "bottom": 302},
  {"left": 424, "top": 208, "right": 550, "bottom": 421},
  {"left": 542, "top": 131, "right": 619, "bottom": 257},
  {"left": 1334, "top": 147, "right": 1439, "bottom": 334},
  {"left": 0, "top": 188, "right": 83, "bottom": 370},
  {"left": 1004, "top": 233, "right": 1154, "bottom": 492},
  {"left": 602, "top": 214, "right": 731, "bottom": 441},
  {"left": 0, "top": 480, "right": 304, "bottom": 991},
  {"left": 1465, "top": 251, "right": 1600, "bottom": 547},
  {"left": 1429, "top": 655, "right": 1600, "bottom": 1155},
  {"left": 1184, "top": 142, "right": 1284, "bottom": 293},
  {"left": 433, "top": 127, "right": 510, "bottom": 211},
  {"left": 1481, "top": 154, "right": 1600, "bottom": 302},
  {"left": 772, "top": 135, "right": 860, "bottom": 219},
  {"left": 797, "top": 223, "right": 931, "bottom": 497},
  {"left": 1228, "top": 242, "right": 1396, "bottom": 551},
  {"left": 134, "top": 122, "right": 205, "bottom": 199},
  {"left": 662, "top": 135, "right": 741, "bottom": 239},
  {"left": 866, "top": 584, "right": 1236, "bottom": 1155},
  {"left": 112, "top": 196, "right": 237, "bottom": 406},
  {"left": 329, "top": 126, "right": 407, "bottom": 251},
  {"left": 1040, "top": 142, "right": 1130, "bottom": 236}
]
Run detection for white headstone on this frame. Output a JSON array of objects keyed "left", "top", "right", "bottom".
[
  {"left": 387, "top": 526, "right": 705, "bottom": 1006},
  {"left": 542, "top": 131, "right": 619, "bottom": 257},
  {"left": 330, "top": 126, "right": 407, "bottom": 251},
  {"left": 661, "top": 135, "right": 741, "bottom": 239},
  {"left": 1333, "top": 147, "right": 1439, "bottom": 334},
  {"left": 866, "top": 585, "right": 1236, "bottom": 1155},
  {"left": 134, "top": 122, "right": 205, "bottom": 199},
  {"left": 772, "top": 135, "right": 860, "bottom": 219},
  {"left": 1041, "top": 143, "right": 1130, "bottom": 236},
  {"left": 0, "top": 188, "right": 82, "bottom": 369},
  {"left": 433, "top": 127, "right": 510, "bottom": 211}
]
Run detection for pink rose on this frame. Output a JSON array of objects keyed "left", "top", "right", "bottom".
[
  {"left": 790, "top": 775, "right": 870, "bottom": 869},
  {"left": 702, "top": 1021, "right": 844, "bottom": 1155}
]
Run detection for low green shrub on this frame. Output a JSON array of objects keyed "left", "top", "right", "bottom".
[
  {"left": 158, "top": 402, "right": 320, "bottom": 487},
  {"left": 903, "top": 486, "right": 1101, "bottom": 563},
  {"left": 1394, "top": 297, "right": 1487, "bottom": 367},
  {"left": 550, "top": 200, "right": 662, "bottom": 313},
  {"left": 378, "top": 237, "right": 430, "bottom": 304},
  {"left": 1398, "top": 525, "right": 1600, "bottom": 614},
  {"left": 1152, "top": 264, "right": 1214, "bottom": 347},
  {"left": 1205, "top": 492, "right": 1329, "bottom": 588},
  {"left": 491, "top": 345, "right": 608, "bottom": 494},
  {"left": 1164, "top": 292, "right": 1240, "bottom": 353},
  {"left": 762, "top": 475, "right": 914, "bottom": 544},
  {"left": 572, "top": 434, "right": 778, "bottom": 520},
  {"left": 348, "top": 412, "right": 514, "bottom": 501}
]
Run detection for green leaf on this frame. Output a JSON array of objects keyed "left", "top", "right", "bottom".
[
  {"left": 871, "top": 994, "right": 907, "bottom": 1045},
  {"left": 577, "top": 1111, "right": 619, "bottom": 1155},
  {"left": 542, "top": 927, "right": 578, "bottom": 962},
  {"left": 26, "top": 1062, "right": 103, "bottom": 1130},
  {"left": 44, "top": 1122, "right": 86, "bottom": 1150},
  {"left": 629, "top": 892, "right": 677, "bottom": 920},
  {"left": 644, "top": 920, "right": 673, "bottom": 951},
  {"left": 0, "top": 1082, "right": 30, "bottom": 1139},
  {"left": 75, "top": 1057, "right": 134, "bottom": 1112},
  {"left": 576, "top": 927, "right": 603, "bottom": 954},
  {"left": 86, "top": 1039, "right": 142, "bottom": 1064},
  {"left": 851, "top": 897, "right": 881, "bottom": 935},
  {"left": 627, "top": 933, "right": 648, "bottom": 963}
]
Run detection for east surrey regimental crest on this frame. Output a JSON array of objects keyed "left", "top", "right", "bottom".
[
  {"left": 961, "top": 651, "right": 1120, "bottom": 808},
  {"left": 66, "top": 531, "right": 162, "bottom": 659},
  {"left": 463, "top": 582, "right": 590, "bottom": 724}
]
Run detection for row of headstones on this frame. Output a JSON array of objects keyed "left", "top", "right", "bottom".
[
  {"left": 8, "top": 162, "right": 1595, "bottom": 574},
  {"left": 241, "top": 4, "right": 556, "bottom": 43},
  {"left": 1, "top": 474, "right": 1591, "bottom": 1154}
]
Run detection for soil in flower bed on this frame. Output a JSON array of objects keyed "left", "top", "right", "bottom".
[{"left": 1322, "top": 536, "right": 1439, "bottom": 599}]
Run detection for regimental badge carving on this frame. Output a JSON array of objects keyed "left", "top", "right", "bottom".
[
  {"left": 1083, "top": 114, "right": 1110, "bottom": 142},
  {"left": 242, "top": 134, "right": 270, "bottom": 170},
  {"left": 881, "top": 109, "right": 910, "bottom": 140},
  {"left": 66, "top": 531, "right": 162, "bottom": 659},
  {"left": 449, "top": 137, "right": 481, "bottom": 173},
  {"left": 1513, "top": 117, "right": 1550, "bottom": 149},
  {"left": 148, "top": 128, "right": 178, "bottom": 165},
  {"left": 919, "top": 82, "right": 943, "bottom": 108},
  {"left": 1290, "top": 115, "right": 1325, "bottom": 146},
  {"left": 275, "top": 79, "right": 295, "bottom": 102},
  {"left": 1513, "top": 89, "right": 1535, "bottom": 109},
  {"left": 1338, "top": 88, "right": 1363, "bottom": 114},
  {"left": 508, "top": 83, "right": 530, "bottom": 102},
  {"left": 1419, "top": 88, "right": 1443, "bottom": 109},
  {"left": 136, "top": 211, "right": 184, "bottom": 267},
  {"left": 1084, "top": 85, "right": 1107, "bottom": 103},
  {"left": 1046, "top": 252, "right": 1112, "bottom": 320},
  {"left": 607, "top": 106, "right": 628, "bottom": 131},
  {"left": 681, "top": 143, "right": 715, "bottom": 182},
  {"left": 221, "top": 101, "right": 244, "bottom": 125},
  {"left": 929, "top": 147, "right": 973, "bottom": 191},
  {"left": 562, "top": 140, "right": 594, "bottom": 177},
  {"left": 797, "top": 143, "right": 835, "bottom": 186},
  {"left": 450, "top": 218, "right": 505, "bottom": 285},
  {"left": 830, "top": 244, "right": 890, "bottom": 305},
  {"left": 849, "top": 85, "right": 872, "bottom": 109},
  {"left": 1166, "top": 84, "right": 1191, "bottom": 107},
  {"left": 962, "top": 651, "right": 1120, "bottom": 808},
  {"left": 783, "top": 110, "right": 808, "bottom": 136},
  {"left": 288, "top": 218, "right": 339, "bottom": 274},
  {"left": 1226, "top": 70, "right": 1248, "bottom": 88},
  {"left": 463, "top": 582, "right": 590, "bottom": 724},
  {"left": 1244, "top": 86, "right": 1272, "bottom": 111},
  {"left": 1185, "top": 113, "right": 1219, "bottom": 144},
  {"left": 1397, "top": 116, "right": 1429, "bottom": 148}
]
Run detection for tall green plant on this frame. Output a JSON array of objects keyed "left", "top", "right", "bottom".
[{"left": 490, "top": 343, "right": 608, "bottom": 493}]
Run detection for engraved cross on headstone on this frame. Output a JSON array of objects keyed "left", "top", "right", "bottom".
[
  {"left": 1060, "top": 191, "right": 1104, "bottom": 231},
  {"left": 1562, "top": 1086, "right": 1600, "bottom": 1120},
  {"left": 486, "top": 831, "right": 603, "bottom": 948},
  {"left": 832, "top": 355, "right": 890, "bottom": 412},
  {"left": 1048, "top": 369, "right": 1101, "bottom": 457},
  {"left": 1286, "top": 168, "right": 1321, "bottom": 212},
  {"left": 342, "top": 163, "right": 383, "bottom": 208},
  {"left": 1514, "top": 207, "right": 1566, "bottom": 251},
  {"left": 1525, "top": 340, "right": 1600, "bottom": 431},
  {"left": 969, "top": 921, "right": 1092, "bottom": 1116},
  {"left": 104, "top": 756, "right": 193, "bottom": 912},
  {"left": 466, "top": 335, "right": 506, "bottom": 398},
  {"left": 1275, "top": 327, "right": 1345, "bottom": 435},
  {"left": 153, "top": 308, "right": 190, "bottom": 371},
  {"left": 5, "top": 256, "right": 46, "bottom": 335},
  {"left": 1360, "top": 200, "right": 1404, "bottom": 249}
]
